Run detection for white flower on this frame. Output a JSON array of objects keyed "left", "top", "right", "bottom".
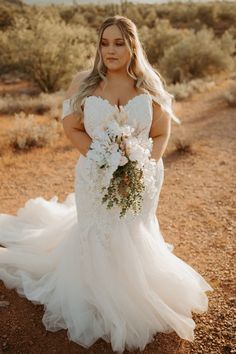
[
  {"left": 119, "top": 155, "right": 128, "bottom": 166},
  {"left": 109, "top": 142, "right": 119, "bottom": 153},
  {"left": 109, "top": 150, "right": 122, "bottom": 168},
  {"left": 86, "top": 109, "right": 160, "bottom": 216},
  {"left": 106, "top": 120, "right": 122, "bottom": 136},
  {"left": 93, "top": 127, "right": 108, "bottom": 141},
  {"left": 121, "top": 125, "right": 134, "bottom": 137}
]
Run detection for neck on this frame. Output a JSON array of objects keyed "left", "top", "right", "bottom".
[{"left": 105, "top": 69, "right": 131, "bottom": 84}]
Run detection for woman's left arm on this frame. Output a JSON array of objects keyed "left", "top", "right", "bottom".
[{"left": 149, "top": 101, "right": 171, "bottom": 162}]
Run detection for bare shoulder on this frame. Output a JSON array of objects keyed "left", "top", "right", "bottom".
[
  {"left": 149, "top": 100, "right": 171, "bottom": 138},
  {"left": 64, "top": 69, "right": 91, "bottom": 100}
]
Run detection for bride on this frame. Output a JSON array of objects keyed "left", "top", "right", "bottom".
[{"left": 0, "top": 15, "right": 213, "bottom": 353}]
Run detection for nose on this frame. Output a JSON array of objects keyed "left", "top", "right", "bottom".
[{"left": 107, "top": 45, "right": 116, "bottom": 53}]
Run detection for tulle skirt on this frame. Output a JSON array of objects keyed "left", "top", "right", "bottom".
[{"left": 0, "top": 155, "right": 213, "bottom": 353}]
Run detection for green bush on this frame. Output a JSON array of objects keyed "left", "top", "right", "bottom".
[
  {"left": 0, "top": 10, "right": 96, "bottom": 92},
  {"left": 160, "top": 27, "right": 235, "bottom": 83},
  {"left": 0, "top": 1, "right": 235, "bottom": 93},
  {"left": 139, "top": 19, "right": 185, "bottom": 65}
]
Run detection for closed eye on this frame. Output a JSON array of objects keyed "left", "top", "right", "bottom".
[{"left": 101, "top": 42, "right": 125, "bottom": 46}]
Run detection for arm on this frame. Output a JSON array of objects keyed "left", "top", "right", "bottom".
[
  {"left": 62, "top": 71, "right": 92, "bottom": 157},
  {"left": 149, "top": 101, "right": 171, "bottom": 162}
]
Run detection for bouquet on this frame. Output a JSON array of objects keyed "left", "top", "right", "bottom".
[{"left": 86, "top": 107, "right": 158, "bottom": 218}]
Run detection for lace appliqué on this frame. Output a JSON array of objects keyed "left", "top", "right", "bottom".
[{"left": 74, "top": 93, "right": 165, "bottom": 252}]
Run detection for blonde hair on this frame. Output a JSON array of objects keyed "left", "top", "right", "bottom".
[{"left": 72, "top": 15, "right": 181, "bottom": 124}]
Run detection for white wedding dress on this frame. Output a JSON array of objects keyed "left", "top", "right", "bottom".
[{"left": 0, "top": 92, "right": 213, "bottom": 353}]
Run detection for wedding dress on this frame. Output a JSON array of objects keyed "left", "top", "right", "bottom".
[{"left": 0, "top": 92, "right": 213, "bottom": 353}]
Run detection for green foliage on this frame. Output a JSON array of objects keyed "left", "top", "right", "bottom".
[
  {"left": 101, "top": 160, "right": 145, "bottom": 219},
  {"left": 160, "top": 27, "right": 235, "bottom": 82},
  {"left": 156, "top": 2, "right": 236, "bottom": 36},
  {"left": 139, "top": 19, "right": 185, "bottom": 65},
  {"left": 0, "top": 1, "right": 235, "bottom": 92},
  {"left": 0, "top": 10, "right": 96, "bottom": 92}
]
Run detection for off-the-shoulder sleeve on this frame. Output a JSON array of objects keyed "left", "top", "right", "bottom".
[
  {"left": 61, "top": 94, "right": 88, "bottom": 120},
  {"left": 61, "top": 94, "right": 78, "bottom": 120},
  {"left": 150, "top": 93, "right": 181, "bottom": 124}
]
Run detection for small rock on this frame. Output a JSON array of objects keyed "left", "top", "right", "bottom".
[{"left": 0, "top": 300, "right": 10, "bottom": 307}]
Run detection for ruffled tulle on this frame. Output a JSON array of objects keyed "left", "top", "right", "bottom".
[
  {"left": 0, "top": 94, "right": 213, "bottom": 353},
  {"left": 0, "top": 191, "right": 213, "bottom": 353}
]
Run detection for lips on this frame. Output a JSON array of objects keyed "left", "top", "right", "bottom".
[{"left": 107, "top": 58, "right": 118, "bottom": 60}]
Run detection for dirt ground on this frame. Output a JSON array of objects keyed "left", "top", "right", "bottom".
[{"left": 0, "top": 75, "right": 235, "bottom": 354}]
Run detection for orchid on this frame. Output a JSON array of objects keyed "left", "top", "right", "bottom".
[{"left": 86, "top": 109, "right": 158, "bottom": 218}]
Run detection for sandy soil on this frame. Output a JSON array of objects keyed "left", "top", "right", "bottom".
[{"left": 0, "top": 76, "right": 235, "bottom": 354}]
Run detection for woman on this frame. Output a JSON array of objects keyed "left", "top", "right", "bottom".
[{"left": 0, "top": 15, "right": 213, "bottom": 353}]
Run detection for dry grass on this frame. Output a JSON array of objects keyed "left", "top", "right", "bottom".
[
  {"left": 0, "top": 91, "right": 64, "bottom": 117},
  {"left": 169, "top": 78, "right": 216, "bottom": 101},
  {"left": 223, "top": 81, "right": 236, "bottom": 107},
  {"left": 9, "top": 112, "right": 62, "bottom": 151}
]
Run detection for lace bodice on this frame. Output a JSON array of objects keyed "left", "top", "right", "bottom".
[
  {"left": 61, "top": 92, "right": 181, "bottom": 140},
  {"left": 84, "top": 93, "right": 153, "bottom": 140}
]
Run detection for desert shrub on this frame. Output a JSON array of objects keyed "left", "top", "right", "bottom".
[
  {"left": 160, "top": 27, "right": 235, "bottom": 83},
  {"left": 0, "top": 1, "right": 25, "bottom": 31},
  {"left": 139, "top": 19, "right": 185, "bottom": 66},
  {"left": 169, "top": 3, "right": 199, "bottom": 26},
  {"left": 9, "top": 112, "right": 61, "bottom": 151},
  {"left": 0, "top": 92, "right": 63, "bottom": 115},
  {"left": 228, "top": 26, "right": 236, "bottom": 42},
  {"left": 168, "top": 78, "right": 216, "bottom": 101},
  {"left": 153, "top": 2, "right": 236, "bottom": 37},
  {"left": 173, "top": 137, "right": 193, "bottom": 155},
  {"left": 0, "top": 8, "right": 14, "bottom": 31},
  {"left": 197, "top": 3, "right": 219, "bottom": 28},
  {"left": 59, "top": 7, "right": 78, "bottom": 24},
  {"left": 0, "top": 1, "right": 235, "bottom": 93},
  {"left": 217, "top": 4, "right": 236, "bottom": 28},
  {"left": 0, "top": 10, "right": 96, "bottom": 92},
  {"left": 168, "top": 82, "right": 194, "bottom": 101},
  {"left": 0, "top": 94, "right": 49, "bottom": 115},
  {"left": 121, "top": 5, "right": 143, "bottom": 27},
  {"left": 223, "top": 81, "right": 236, "bottom": 107}
]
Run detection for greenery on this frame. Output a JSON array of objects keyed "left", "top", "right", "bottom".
[
  {"left": 102, "top": 160, "right": 145, "bottom": 219},
  {"left": 0, "top": 9, "right": 96, "bottom": 92},
  {"left": 159, "top": 27, "right": 235, "bottom": 82},
  {"left": 0, "top": 0, "right": 235, "bottom": 91}
]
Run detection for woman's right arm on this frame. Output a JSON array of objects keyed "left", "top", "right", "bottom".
[{"left": 62, "top": 71, "right": 92, "bottom": 157}]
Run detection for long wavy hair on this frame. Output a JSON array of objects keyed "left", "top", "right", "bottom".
[{"left": 72, "top": 15, "right": 181, "bottom": 124}]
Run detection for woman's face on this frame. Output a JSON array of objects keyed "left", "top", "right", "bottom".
[{"left": 100, "top": 24, "right": 131, "bottom": 71}]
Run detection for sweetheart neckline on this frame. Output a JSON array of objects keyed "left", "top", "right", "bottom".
[{"left": 84, "top": 92, "right": 151, "bottom": 110}]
